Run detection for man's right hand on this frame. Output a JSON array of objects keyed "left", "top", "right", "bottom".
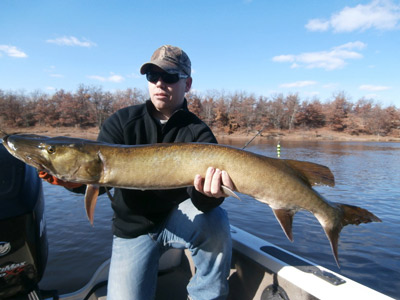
[
  {"left": 193, "top": 167, "right": 234, "bottom": 198},
  {"left": 38, "top": 171, "right": 83, "bottom": 189}
]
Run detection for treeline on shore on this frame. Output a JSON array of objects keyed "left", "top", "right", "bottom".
[{"left": 1, "top": 85, "right": 399, "bottom": 137}]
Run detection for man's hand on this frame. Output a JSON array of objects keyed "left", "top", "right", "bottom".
[
  {"left": 38, "top": 171, "right": 83, "bottom": 189},
  {"left": 194, "top": 167, "right": 234, "bottom": 198}
]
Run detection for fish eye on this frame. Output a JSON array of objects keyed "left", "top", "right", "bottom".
[{"left": 47, "top": 145, "right": 56, "bottom": 154}]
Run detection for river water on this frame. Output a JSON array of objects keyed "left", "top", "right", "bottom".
[{"left": 38, "top": 140, "right": 400, "bottom": 298}]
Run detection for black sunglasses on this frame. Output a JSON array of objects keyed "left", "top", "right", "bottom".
[{"left": 146, "top": 71, "right": 188, "bottom": 84}]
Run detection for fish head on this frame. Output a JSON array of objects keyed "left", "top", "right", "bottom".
[
  {"left": 2, "top": 134, "right": 102, "bottom": 182},
  {"left": 2, "top": 133, "right": 51, "bottom": 169}
]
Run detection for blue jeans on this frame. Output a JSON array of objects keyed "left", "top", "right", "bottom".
[{"left": 107, "top": 199, "right": 232, "bottom": 300}]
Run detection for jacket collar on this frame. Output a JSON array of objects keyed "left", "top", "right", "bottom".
[{"left": 145, "top": 98, "right": 189, "bottom": 120}]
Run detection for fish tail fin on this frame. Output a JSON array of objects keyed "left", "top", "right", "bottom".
[
  {"left": 322, "top": 203, "right": 381, "bottom": 268},
  {"left": 272, "top": 208, "right": 295, "bottom": 242},
  {"left": 338, "top": 203, "right": 382, "bottom": 226},
  {"left": 84, "top": 184, "right": 100, "bottom": 226}
]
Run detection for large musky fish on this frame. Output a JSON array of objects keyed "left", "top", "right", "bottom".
[{"left": 1, "top": 131, "right": 381, "bottom": 266}]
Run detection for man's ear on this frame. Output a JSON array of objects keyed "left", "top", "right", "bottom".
[{"left": 185, "top": 77, "right": 193, "bottom": 93}]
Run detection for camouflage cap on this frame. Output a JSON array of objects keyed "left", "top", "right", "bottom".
[{"left": 140, "top": 45, "right": 191, "bottom": 76}]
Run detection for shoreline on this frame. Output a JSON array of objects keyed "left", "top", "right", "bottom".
[
  {"left": 2, "top": 126, "right": 400, "bottom": 143},
  {"left": 216, "top": 129, "right": 400, "bottom": 143}
]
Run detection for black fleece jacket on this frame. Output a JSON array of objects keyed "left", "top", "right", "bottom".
[{"left": 97, "top": 99, "right": 224, "bottom": 238}]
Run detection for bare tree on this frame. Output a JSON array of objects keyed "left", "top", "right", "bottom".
[
  {"left": 325, "top": 92, "right": 352, "bottom": 132},
  {"left": 112, "top": 88, "right": 146, "bottom": 112},
  {"left": 285, "top": 93, "right": 300, "bottom": 130},
  {"left": 268, "top": 94, "right": 285, "bottom": 129},
  {"left": 296, "top": 99, "right": 325, "bottom": 129},
  {"left": 1, "top": 86, "right": 399, "bottom": 138}
]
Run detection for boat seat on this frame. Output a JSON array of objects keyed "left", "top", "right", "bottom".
[{"left": 158, "top": 248, "right": 184, "bottom": 272}]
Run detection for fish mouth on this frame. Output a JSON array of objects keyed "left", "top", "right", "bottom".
[
  {"left": 0, "top": 129, "right": 9, "bottom": 142},
  {"left": 2, "top": 135, "right": 17, "bottom": 154},
  {"left": 2, "top": 134, "right": 50, "bottom": 172},
  {"left": 24, "top": 155, "right": 49, "bottom": 171},
  {"left": 9, "top": 149, "right": 48, "bottom": 171}
]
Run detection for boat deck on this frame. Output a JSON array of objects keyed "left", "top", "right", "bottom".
[{"left": 45, "top": 226, "right": 393, "bottom": 300}]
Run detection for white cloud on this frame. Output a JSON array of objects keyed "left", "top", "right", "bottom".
[
  {"left": 280, "top": 81, "right": 317, "bottom": 88},
  {"left": 359, "top": 84, "right": 391, "bottom": 91},
  {"left": 88, "top": 73, "right": 125, "bottom": 83},
  {"left": 0, "top": 45, "right": 28, "bottom": 58},
  {"left": 44, "top": 66, "right": 64, "bottom": 78},
  {"left": 272, "top": 54, "right": 294, "bottom": 63},
  {"left": 108, "top": 75, "right": 124, "bottom": 82},
  {"left": 272, "top": 41, "right": 366, "bottom": 70},
  {"left": 305, "top": 19, "right": 330, "bottom": 32},
  {"left": 306, "top": 0, "right": 400, "bottom": 32},
  {"left": 46, "top": 36, "right": 97, "bottom": 47},
  {"left": 334, "top": 41, "right": 366, "bottom": 50}
]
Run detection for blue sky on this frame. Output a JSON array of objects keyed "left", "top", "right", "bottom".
[{"left": 1, "top": 0, "right": 399, "bottom": 107}]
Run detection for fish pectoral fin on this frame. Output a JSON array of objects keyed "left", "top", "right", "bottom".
[
  {"left": 84, "top": 184, "right": 100, "bottom": 226},
  {"left": 272, "top": 208, "right": 295, "bottom": 242},
  {"left": 285, "top": 159, "right": 335, "bottom": 187},
  {"left": 221, "top": 185, "right": 241, "bottom": 201}
]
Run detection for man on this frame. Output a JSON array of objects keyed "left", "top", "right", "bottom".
[{"left": 41, "top": 45, "right": 233, "bottom": 300}]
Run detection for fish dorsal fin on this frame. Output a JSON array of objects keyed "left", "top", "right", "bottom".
[
  {"left": 272, "top": 208, "right": 295, "bottom": 242},
  {"left": 84, "top": 184, "right": 100, "bottom": 226},
  {"left": 284, "top": 159, "right": 335, "bottom": 187}
]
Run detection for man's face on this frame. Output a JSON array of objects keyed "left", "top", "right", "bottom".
[{"left": 147, "top": 66, "right": 192, "bottom": 119}]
